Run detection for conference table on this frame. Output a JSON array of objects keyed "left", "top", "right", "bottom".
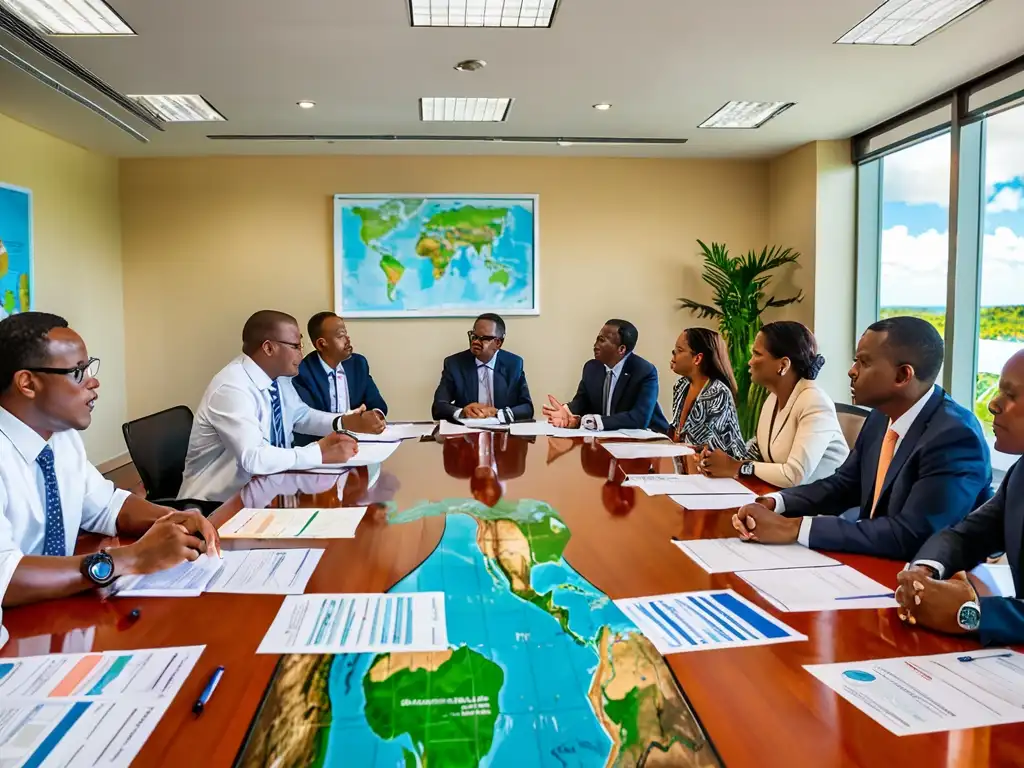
[{"left": 4, "top": 432, "right": 1022, "bottom": 767}]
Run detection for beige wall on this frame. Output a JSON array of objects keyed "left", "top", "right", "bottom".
[
  {"left": 120, "top": 156, "right": 770, "bottom": 421},
  {"left": 768, "top": 143, "right": 818, "bottom": 329},
  {"left": 0, "top": 113, "right": 126, "bottom": 463}
]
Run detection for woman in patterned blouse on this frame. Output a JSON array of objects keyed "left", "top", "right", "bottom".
[{"left": 668, "top": 328, "right": 747, "bottom": 456}]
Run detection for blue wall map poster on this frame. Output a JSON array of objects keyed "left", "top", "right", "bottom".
[
  {"left": 0, "top": 183, "right": 33, "bottom": 320},
  {"left": 334, "top": 195, "right": 539, "bottom": 318}
]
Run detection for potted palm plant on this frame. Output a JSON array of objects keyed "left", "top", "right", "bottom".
[{"left": 679, "top": 240, "right": 802, "bottom": 438}]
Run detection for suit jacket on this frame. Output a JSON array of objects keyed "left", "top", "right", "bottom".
[
  {"left": 747, "top": 378, "right": 850, "bottom": 489},
  {"left": 779, "top": 386, "right": 992, "bottom": 560},
  {"left": 292, "top": 352, "right": 388, "bottom": 446},
  {"left": 670, "top": 377, "right": 746, "bottom": 457},
  {"left": 913, "top": 460, "right": 1024, "bottom": 646},
  {"left": 431, "top": 349, "right": 534, "bottom": 422},
  {"left": 567, "top": 354, "right": 671, "bottom": 433}
]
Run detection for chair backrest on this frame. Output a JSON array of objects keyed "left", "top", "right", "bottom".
[
  {"left": 122, "top": 405, "right": 194, "bottom": 500},
  {"left": 835, "top": 403, "right": 870, "bottom": 451}
]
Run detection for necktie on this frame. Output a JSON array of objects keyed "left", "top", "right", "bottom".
[
  {"left": 870, "top": 429, "right": 899, "bottom": 518},
  {"left": 478, "top": 365, "right": 493, "bottom": 406},
  {"left": 36, "top": 446, "right": 67, "bottom": 557},
  {"left": 602, "top": 369, "right": 613, "bottom": 416},
  {"left": 329, "top": 371, "right": 338, "bottom": 413},
  {"left": 269, "top": 381, "right": 286, "bottom": 448}
]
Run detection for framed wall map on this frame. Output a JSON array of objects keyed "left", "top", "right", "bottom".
[
  {"left": 334, "top": 194, "right": 539, "bottom": 318},
  {"left": 0, "top": 183, "right": 33, "bottom": 320}
]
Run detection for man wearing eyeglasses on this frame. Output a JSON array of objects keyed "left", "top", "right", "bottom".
[
  {"left": 0, "top": 312, "right": 221, "bottom": 607},
  {"left": 432, "top": 313, "right": 534, "bottom": 424},
  {"left": 178, "top": 310, "right": 361, "bottom": 503}
]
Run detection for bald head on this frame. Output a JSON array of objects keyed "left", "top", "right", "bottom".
[
  {"left": 242, "top": 310, "right": 297, "bottom": 354},
  {"left": 989, "top": 349, "right": 1024, "bottom": 456},
  {"left": 241, "top": 310, "right": 303, "bottom": 379}
]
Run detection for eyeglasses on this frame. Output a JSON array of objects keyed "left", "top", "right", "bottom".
[
  {"left": 468, "top": 331, "right": 503, "bottom": 343},
  {"left": 26, "top": 357, "right": 101, "bottom": 385},
  {"left": 267, "top": 338, "right": 304, "bottom": 351}
]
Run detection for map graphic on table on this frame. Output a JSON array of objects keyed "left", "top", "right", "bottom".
[
  {"left": 334, "top": 195, "right": 538, "bottom": 317},
  {"left": 237, "top": 498, "right": 720, "bottom": 767}
]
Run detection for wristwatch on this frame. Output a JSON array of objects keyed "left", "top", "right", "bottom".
[
  {"left": 738, "top": 461, "right": 755, "bottom": 478},
  {"left": 956, "top": 600, "right": 982, "bottom": 632},
  {"left": 81, "top": 550, "right": 117, "bottom": 588}
]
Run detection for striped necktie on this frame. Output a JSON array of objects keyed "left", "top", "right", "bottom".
[
  {"left": 37, "top": 446, "right": 67, "bottom": 557},
  {"left": 269, "top": 381, "right": 286, "bottom": 448}
]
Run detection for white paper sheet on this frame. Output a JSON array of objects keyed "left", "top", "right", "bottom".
[
  {"left": 615, "top": 589, "right": 805, "bottom": 654},
  {"left": 350, "top": 423, "right": 436, "bottom": 442},
  {"left": 509, "top": 422, "right": 665, "bottom": 439},
  {"left": 458, "top": 416, "right": 508, "bottom": 430},
  {"left": 257, "top": 592, "right": 448, "bottom": 654},
  {"left": 624, "top": 474, "right": 752, "bottom": 496},
  {"left": 669, "top": 493, "right": 757, "bottom": 510},
  {"left": 673, "top": 538, "right": 840, "bottom": 574},
  {"left": 0, "top": 645, "right": 204, "bottom": 767},
  {"left": 439, "top": 419, "right": 483, "bottom": 436},
  {"left": 614, "top": 429, "right": 670, "bottom": 440},
  {"left": 805, "top": 651, "right": 1024, "bottom": 735},
  {"left": 739, "top": 565, "right": 897, "bottom": 612},
  {"left": 0, "top": 549, "right": 23, "bottom": 650},
  {"left": 971, "top": 563, "right": 1016, "bottom": 597},
  {"left": 219, "top": 507, "right": 367, "bottom": 539},
  {"left": 311, "top": 441, "right": 401, "bottom": 470},
  {"left": 603, "top": 443, "right": 695, "bottom": 459}
]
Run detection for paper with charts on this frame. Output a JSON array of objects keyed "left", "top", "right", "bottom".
[
  {"left": 257, "top": 593, "right": 449, "bottom": 654},
  {"left": 739, "top": 565, "right": 898, "bottom": 612},
  {"left": 0, "top": 645, "right": 203, "bottom": 767},
  {"left": 115, "top": 549, "right": 324, "bottom": 597},
  {"left": 614, "top": 590, "right": 806, "bottom": 654},
  {"left": 236, "top": 498, "right": 723, "bottom": 767},
  {"left": 674, "top": 538, "right": 840, "bottom": 574},
  {"left": 806, "top": 651, "right": 1024, "bottom": 735},
  {"left": 219, "top": 507, "right": 367, "bottom": 539}
]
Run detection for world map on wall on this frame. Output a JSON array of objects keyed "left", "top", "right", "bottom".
[{"left": 335, "top": 196, "right": 537, "bottom": 317}]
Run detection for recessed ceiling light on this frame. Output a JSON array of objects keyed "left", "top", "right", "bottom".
[
  {"left": 592, "top": 103, "right": 612, "bottom": 111},
  {"left": 410, "top": 0, "right": 559, "bottom": 27},
  {"left": 837, "top": 0, "right": 990, "bottom": 46},
  {"left": 454, "top": 59, "right": 486, "bottom": 73},
  {"left": 0, "top": 0, "right": 134, "bottom": 35},
  {"left": 127, "top": 94, "right": 226, "bottom": 123},
  {"left": 699, "top": 101, "right": 794, "bottom": 129},
  {"left": 557, "top": 140, "right": 574, "bottom": 147},
  {"left": 297, "top": 100, "right": 316, "bottom": 109},
  {"left": 420, "top": 97, "right": 512, "bottom": 122}
]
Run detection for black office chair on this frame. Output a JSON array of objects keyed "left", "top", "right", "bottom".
[
  {"left": 122, "top": 406, "right": 217, "bottom": 516},
  {"left": 835, "top": 403, "right": 870, "bottom": 452}
]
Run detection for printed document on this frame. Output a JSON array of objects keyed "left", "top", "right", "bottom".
[
  {"left": 739, "top": 564, "right": 897, "bottom": 612},
  {"left": 673, "top": 538, "right": 839, "bottom": 574},
  {"left": 219, "top": 507, "right": 367, "bottom": 539}
]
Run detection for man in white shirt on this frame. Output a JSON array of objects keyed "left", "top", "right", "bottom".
[
  {"left": 178, "top": 310, "right": 363, "bottom": 503},
  {"left": 0, "top": 312, "right": 220, "bottom": 608},
  {"left": 732, "top": 317, "right": 991, "bottom": 560}
]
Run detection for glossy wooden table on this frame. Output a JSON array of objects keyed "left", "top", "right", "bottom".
[{"left": 4, "top": 434, "right": 1022, "bottom": 767}]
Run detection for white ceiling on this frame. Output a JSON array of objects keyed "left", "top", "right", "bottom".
[{"left": 0, "top": 0, "right": 1022, "bottom": 158}]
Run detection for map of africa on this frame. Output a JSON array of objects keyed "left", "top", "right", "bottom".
[
  {"left": 237, "top": 498, "right": 721, "bottom": 767},
  {"left": 0, "top": 184, "right": 32, "bottom": 320},
  {"left": 334, "top": 196, "right": 537, "bottom": 317}
]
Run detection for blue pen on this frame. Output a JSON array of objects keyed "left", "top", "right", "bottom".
[
  {"left": 192, "top": 666, "right": 225, "bottom": 715},
  {"left": 834, "top": 592, "right": 896, "bottom": 601},
  {"left": 957, "top": 652, "right": 1014, "bottom": 663}
]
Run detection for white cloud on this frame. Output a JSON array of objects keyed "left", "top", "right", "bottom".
[
  {"left": 987, "top": 186, "right": 1023, "bottom": 213},
  {"left": 882, "top": 134, "right": 951, "bottom": 207},
  {"left": 986, "top": 106, "right": 1024, "bottom": 187},
  {"left": 880, "top": 225, "right": 1024, "bottom": 307}
]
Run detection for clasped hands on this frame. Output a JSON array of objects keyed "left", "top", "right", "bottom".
[
  {"left": 730, "top": 498, "right": 802, "bottom": 544},
  {"left": 541, "top": 396, "right": 580, "bottom": 429},
  {"left": 342, "top": 404, "right": 387, "bottom": 434},
  {"left": 463, "top": 403, "right": 499, "bottom": 419},
  {"left": 697, "top": 446, "right": 742, "bottom": 478},
  {"left": 894, "top": 566, "right": 978, "bottom": 635}
]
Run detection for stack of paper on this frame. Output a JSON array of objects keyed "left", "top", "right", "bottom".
[
  {"left": 603, "top": 442, "right": 695, "bottom": 460},
  {"left": 219, "top": 507, "right": 367, "bottom": 539},
  {"left": 351, "top": 423, "right": 436, "bottom": 442},
  {"left": 114, "top": 549, "right": 325, "bottom": 597},
  {"left": 739, "top": 565, "right": 897, "bottom": 612},
  {"left": 624, "top": 473, "right": 751, "bottom": 497},
  {"left": 311, "top": 441, "right": 401, "bottom": 470},
  {"left": 458, "top": 416, "right": 509, "bottom": 430},
  {"left": 257, "top": 592, "right": 449, "bottom": 654},
  {"left": 673, "top": 538, "right": 840, "bottom": 574}
]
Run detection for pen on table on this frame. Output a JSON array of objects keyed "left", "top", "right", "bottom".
[
  {"left": 957, "top": 652, "right": 1014, "bottom": 663},
  {"left": 192, "top": 666, "right": 225, "bottom": 716},
  {"left": 833, "top": 592, "right": 896, "bottom": 601}
]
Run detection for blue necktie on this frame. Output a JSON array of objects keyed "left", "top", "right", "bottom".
[
  {"left": 269, "top": 381, "right": 286, "bottom": 448},
  {"left": 36, "top": 446, "right": 67, "bottom": 557}
]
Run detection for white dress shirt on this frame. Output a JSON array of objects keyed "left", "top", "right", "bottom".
[
  {"left": 0, "top": 406, "right": 129, "bottom": 558},
  {"left": 318, "top": 355, "right": 351, "bottom": 413},
  {"left": 453, "top": 352, "right": 510, "bottom": 424},
  {"left": 0, "top": 548, "right": 23, "bottom": 649},
  {"left": 771, "top": 388, "right": 937, "bottom": 547},
  {"left": 178, "top": 355, "right": 340, "bottom": 503},
  {"left": 582, "top": 354, "right": 630, "bottom": 431}
]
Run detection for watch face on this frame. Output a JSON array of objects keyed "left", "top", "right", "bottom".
[
  {"left": 89, "top": 556, "right": 115, "bottom": 583},
  {"left": 958, "top": 603, "right": 981, "bottom": 631},
  {"left": 740, "top": 462, "right": 754, "bottom": 477}
]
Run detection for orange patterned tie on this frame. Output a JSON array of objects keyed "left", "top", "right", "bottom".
[{"left": 870, "top": 429, "right": 899, "bottom": 518}]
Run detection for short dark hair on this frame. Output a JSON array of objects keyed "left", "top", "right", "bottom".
[
  {"left": 475, "top": 313, "right": 506, "bottom": 338},
  {"left": 867, "top": 316, "right": 944, "bottom": 384},
  {"left": 0, "top": 312, "right": 69, "bottom": 394},
  {"left": 307, "top": 311, "right": 337, "bottom": 342},
  {"left": 759, "top": 321, "right": 825, "bottom": 381},
  {"left": 241, "top": 310, "right": 298, "bottom": 354},
  {"left": 605, "top": 319, "right": 638, "bottom": 353}
]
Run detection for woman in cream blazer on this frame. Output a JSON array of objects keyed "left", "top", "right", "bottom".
[{"left": 699, "top": 321, "right": 849, "bottom": 488}]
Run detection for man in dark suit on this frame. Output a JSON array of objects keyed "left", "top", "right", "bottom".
[
  {"left": 896, "top": 350, "right": 1024, "bottom": 646},
  {"left": 542, "top": 319, "right": 670, "bottom": 433},
  {"left": 293, "top": 312, "right": 387, "bottom": 444},
  {"left": 732, "top": 316, "right": 991, "bottom": 560},
  {"left": 431, "top": 313, "right": 533, "bottom": 423}
]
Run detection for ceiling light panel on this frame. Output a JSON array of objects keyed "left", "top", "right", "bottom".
[
  {"left": 410, "top": 0, "right": 559, "bottom": 27},
  {"left": 837, "top": 0, "right": 989, "bottom": 46},
  {"left": 127, "top": 95, "right": 225, "bottom": 123},
  {"left": 0, "top": 0, "right": 134, "bottom": 35},
  {"left": 420, "top": 97, "right": 512, "bottom": 122},
  {"left": 699, "top": 101, "right": 794, "bottom": 129}
]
